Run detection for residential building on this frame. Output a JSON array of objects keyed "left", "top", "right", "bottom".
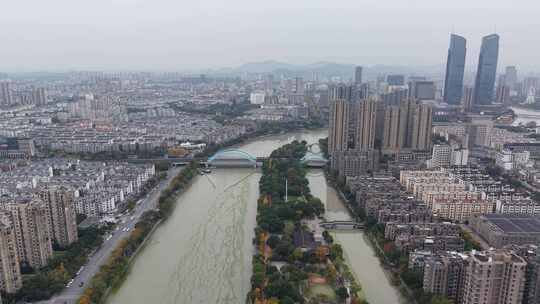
[
  {"left": 0, "top": 211, "right": 22, "bottom": 293},
  {"left": 39, "top": 187, "right": 78, "bottom": 248},
  {"left": 496, "top": 149, "right": 530, "bottom": 171},
  {"left": 423, "top": 251, "right": 467, "bottom": 303},
  {"left": 495, "top": 197, "right": 540, "bottom": 216},
  {"left": 328, "top": 99, "right": 351, "bottom": 154},
  {"left": 0, "top": 81, "right": 13, "bottom": 106},
  {"left": 0, "top": 198, "right": 52, "bottom": 269},
  {"left": 430, "top": 144, "right": 452, "bottom": 168},
  {"left": 462, "top": 249, "right": 526, "bottom": 304},
  {"left": 354, "top": 98, "right": 377, "bottom": 150},
  {"left": 382, "top": 99, "right": 433, "bottom": 152}
]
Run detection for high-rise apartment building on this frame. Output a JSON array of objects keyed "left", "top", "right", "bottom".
[
  {"left": 329, "top": 85, "right": 354, "bottom": 102},
  {"left": 353, "top": 99, "right": 377, "bottom": 150},
  {"left": 430, "top": 144, "right": 452, "bottom": 168},
  {"left": 328, "top": 98, "right": 352, "bottom": 154},
  {"left": 423, "top": 252, "right": 467, "bottom": 303},
  {"left": 39, "top": 187, "right": 78, "bottom": 248},
  {"left": 474, "top": 34, "right": 500, "bottom": 105},
  {"left": 355, "top": 66, "right": 363, "bottom": 86},
  {"left": 0, "top": 81, "right": 13, "bottom": 105},
  {"left": 410, "top": 102, "right": 433, "bottom": 150},
  {"left": 0, "top": 211, "right": 22, "bottom": 293},
  {"left": 462, "top": 250, "right": 526, "bottom": 304},
  {"left": 382, "top": 104, "right": 407, "bottom": 150},
  {"left": 0, "top": 198, "right": 53, "bottom": 269},
  {"left": 382, "top": 88, "right": 409, "bottom": 106},
  {"left": 33, "top": 88, "right": 47, "bottom": 105},
  {"left": 382, "top": 99, "right": 432, "bottom": 152},
  {"left": 444, "top": 34, "right": 467, "bottom": 105}
]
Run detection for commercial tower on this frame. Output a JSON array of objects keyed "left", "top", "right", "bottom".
[
  {"left": 443, "top": 34, "right": 467, "bottom": 105},
  {"left": 474, "top": 34, "right": 500, "bottom": 105}
]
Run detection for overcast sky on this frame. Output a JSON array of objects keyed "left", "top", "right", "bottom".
[{"left": 1, "top": 0, "right": 538, "bottom": 72}]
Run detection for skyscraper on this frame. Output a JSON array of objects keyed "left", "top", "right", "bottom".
[
  {"left": 474, "top": 34, "right": 500, "bottom": 105},
  {"left": 443, "top": 34, "right": 467, "bottom": 105},
  {"left": 354, "top": 66, "right": 363, "bottom": 86}
]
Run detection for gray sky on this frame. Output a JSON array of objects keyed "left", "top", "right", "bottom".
[{"left": 1, "top": 0, "right": 539, "bottom": 72}]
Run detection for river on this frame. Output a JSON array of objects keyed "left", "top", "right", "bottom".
[{"left": 107, "top": 129, "right": 403, "bottom": 304}]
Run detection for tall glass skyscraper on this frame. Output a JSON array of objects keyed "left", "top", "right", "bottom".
[
  {"left": 474, "top": 34, "right": 500, "bottom": 105},
  {"left": 443, "top": 34, "right": 467, "bottom": 105}
]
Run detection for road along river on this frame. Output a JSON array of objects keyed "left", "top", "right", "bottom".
[{"left": 107, "top": 129, "right": 403, "bottom": 304}]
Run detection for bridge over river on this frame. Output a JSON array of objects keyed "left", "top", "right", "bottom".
[
  {"left": 205, "top": 148, "right": 328, "bottom": 168},
  {"left": 319, "top": 220, "right": 364, "bottom": 230}
]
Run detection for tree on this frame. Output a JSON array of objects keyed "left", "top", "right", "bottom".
[{"left": 336, "top": 286, "right": 349, "bottom": 300}]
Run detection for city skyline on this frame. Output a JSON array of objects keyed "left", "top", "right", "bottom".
[{"left": 0, "top": 0, "right": 539, "bottom": 72}]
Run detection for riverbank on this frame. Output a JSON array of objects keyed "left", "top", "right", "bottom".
[
  {"left": 248, "top": 141, "right": 363, "bottom": 304},
  {"left": 78, "top": 162, "right": 199, "bottom": 304}
]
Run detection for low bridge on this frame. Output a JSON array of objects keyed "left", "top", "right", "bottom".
[
  {"left": 320, "top": 221, "right": 364, "bottom": 230},
  {"left": 300, "top": 152, "right": 328, "bottom": 168}
]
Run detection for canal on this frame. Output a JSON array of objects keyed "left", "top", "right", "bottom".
[
  {"left": 308, "top": 169, "right": 406, "bottom": 304},
  {"left": 107, "top": 129, "right": 403, "bottom": 304}
]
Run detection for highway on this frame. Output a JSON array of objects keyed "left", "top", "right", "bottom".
[{"left": 39, "top": 167, "right": 182, "bottom": 304}]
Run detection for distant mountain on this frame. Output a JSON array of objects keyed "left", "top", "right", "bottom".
[
  {"left": 207, "top": 61, "right": 444, "bottom": 80},
  {"left": 235, "top": 60, "right": 299, "bottom": 73}
]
